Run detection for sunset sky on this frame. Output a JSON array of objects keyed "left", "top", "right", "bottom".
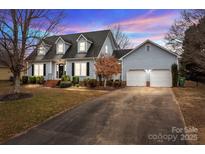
[{"left": 55, "top": 9, "right": 181, "bottom": 46}]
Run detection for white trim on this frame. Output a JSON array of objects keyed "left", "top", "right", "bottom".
[
  {"left": 50, "top": 61, "right": 52, "bottom": 73},
  {"left": 121, "top": 60, "right": 124, "bottom": 81},
  {"left": 55, "top": 36, "right": 71, "bottom": 45},
  {"left": 76, "top": 34, "right": 93, "bottom": 43},
  {"left": 54, "top": 37, "right": 65, "bottom": 44},
  {"left": 74, "top": 62, "right": 87, "bottom": 76},
  {"left": 120, "top": 39, "right": 179, "bottom": 60},
  {"left": 41, "top": 41, "right": 52, "bottom": 47}
]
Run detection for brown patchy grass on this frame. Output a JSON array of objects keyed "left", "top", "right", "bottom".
[
  {"left": 173, "top": 81, "right": 205, "bottom": 144},
  {"left": 0, "top": 81, "right": 107, "bottom": 143}
]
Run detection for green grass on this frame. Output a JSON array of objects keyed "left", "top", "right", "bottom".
[{"left": 0, "top": 81, "right": 106, "bottom": 143}]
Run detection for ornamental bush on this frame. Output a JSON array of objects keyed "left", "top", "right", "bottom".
[
  {"left": 88, "top": 79, "right": 97, "bottom": 88},
  {"left": 72, "top": 76, "right": 79, "bottom": 85},
  {"left": 59, "top": 81, "right": 72, "bottom": 88},
  {"left": 29, "top": 76, "right": 36, "bottom": 84},
  {"left": 61, "top": 75, "right": 70, "bottom": 81},
  {"left": 171, "top": 63, "right": 178, "bottom": 87},
  {"left": 22, "top": 76, "right": 29, "bottom": 84},
  {"left": 36, "top": 76, "right": 44, "bottom": 84}
]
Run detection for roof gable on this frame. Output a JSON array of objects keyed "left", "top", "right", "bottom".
[
  {"left": 76, "top": 34, "right": 93, "bottom": 44},
  {"left": 120, "top": 40, "right": 179, "bottom": 60}
]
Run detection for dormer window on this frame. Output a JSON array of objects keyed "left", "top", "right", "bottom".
[
  {"left": 76, "top": 34, "right": 92, "bottom": 53},
  {"left": 79, "top": 42, "right": 86, "bottom": 52},
  {"left": 38, "top": 46, "right": 45, "bottom": 55},
  {"left": 57, "top": 43, "right": 64, "bottom": 54}
]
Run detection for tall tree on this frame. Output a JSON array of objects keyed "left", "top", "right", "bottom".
[
  {"left": 95, "top": 55, "right": 121, "bottom": 87},
  {"left": 165, "top": 10, "right": 205, "bottom": 55},
  {"left": 182, "top": 16, "right": 205, "bottom": 74},
  {"left": 109, "top": 24, "right": 132, "bottom": 49},
  {"left": 0, "top": 10, "right": 64, "bottom": 93}
]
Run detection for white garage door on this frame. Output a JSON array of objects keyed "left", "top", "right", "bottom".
[
  {"left": 150, "top": 70, "right": 172, "bottom": 87},
  {"left": 126, "top": 70, "right": 146, "bottom": 86}
]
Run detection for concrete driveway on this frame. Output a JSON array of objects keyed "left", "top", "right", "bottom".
[{"left": 5, "top": 87, "right": 186, "bottom": 145}]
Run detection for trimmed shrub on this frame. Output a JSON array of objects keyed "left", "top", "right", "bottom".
[
  {"left": 36, "top": 76, "right": 44, "bottom": 84},
  {"left": 171, "top": 63, "right": 178, "bottom": 87},
  {"left": 29, "top": 76, "right": 36, "bottom": 84},
  {"left": 88, "top": 79, "right": 97, "bottom": 88},
  {"left": 22, "top": 76, "right": 29, "bottom": 84},
  {"left": 83, "top": 78, "right": 90, "bottom": 86},
  {"left": 72, "top": 76, "right": 79, "bottom": 85},
  {"left": 61, "top": 75, "right": 70, "bottom": 81},
  {"left": 59, "top": 81, "right": 72, "bottom": 88},
  {"left": 113, "top": 80, "right": 121, "bottom": 88},
  {"left": 106, "top": 79, "right": 113, "bottom": 86}
]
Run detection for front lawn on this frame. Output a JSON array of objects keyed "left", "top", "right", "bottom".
[
  {"left": 0, "top": 81, "right": 107, "bottom": 143},
  {"left": 173, "top": 81, "right": 205, "bottom": 144}
]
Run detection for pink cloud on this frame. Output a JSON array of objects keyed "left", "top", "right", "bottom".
[
  {"left": 55, "top": 24, "right": 92, "bottom": 34},
  {"left": 130, "top": 34, "right": 166, "bottom": 45},
  {"left": 111, "top": 11, "right": 176, "bottom": 34}
]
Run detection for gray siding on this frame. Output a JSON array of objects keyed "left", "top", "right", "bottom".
[
  {"left": 66, "top": 59, "right": 96, "bottom": 81},
  {"left": 99, "top": 35, "right": 114, "bottom": 56},
  {"left": 122, "top": 43, "right": 178, "bottom": 81}
]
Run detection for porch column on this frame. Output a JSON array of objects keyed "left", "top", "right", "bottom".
[
  {"left": 65, "top": 61, "right": 67, "bottom": 75},
  {"left": 50, "top": 61, "right": 52, "bottom": 79}
]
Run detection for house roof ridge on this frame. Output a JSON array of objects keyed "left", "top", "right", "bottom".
[{"left": 45, "top": 29, "right": 111, "bottom": 39}]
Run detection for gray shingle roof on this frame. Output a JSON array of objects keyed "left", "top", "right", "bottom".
[
  {"left": 112, "top": 49, "right": 133, "bottom": 59},
  {"left": 27, "top": 30, "right": 111, "bottom": 61}
]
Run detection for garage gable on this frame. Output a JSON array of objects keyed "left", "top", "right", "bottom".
[{"left": 120, "top": 39, "right": 178, "bottom": 60}]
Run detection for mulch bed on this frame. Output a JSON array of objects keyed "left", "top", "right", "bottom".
[
  {"left": 93, "top": 86, "right": 124, "bottom": 91},
  {"left": 0, "top": 93, "right": 33, "bottom": 102}
]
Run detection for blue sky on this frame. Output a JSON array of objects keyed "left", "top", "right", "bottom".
[{"left": 54, "top": 10, "right": 181, "bottom": 46}]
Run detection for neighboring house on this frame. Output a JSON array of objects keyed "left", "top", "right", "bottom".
[
  {"left": 120, "top": 40, "right": 179, "bottom": 87},
  {"left": 0, "top": 63, "right": 12, "bottom": 80},
  {"left": 26, "top": 30, "right": 121, "bottom": 81}
]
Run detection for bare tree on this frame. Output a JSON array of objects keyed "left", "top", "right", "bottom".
[
  {"left": 165, "top": 10, "right": 205, "bottom": 55},
  {"left": 109, "top": 24, "right": 131, "bottom": 49},
  {"left": 0, "top": 10, "right": 64, "bottom": 93}
]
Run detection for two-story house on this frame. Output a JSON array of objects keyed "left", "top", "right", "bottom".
[{"left": 26, "top": 30, "right": 124, "bottom": 80}]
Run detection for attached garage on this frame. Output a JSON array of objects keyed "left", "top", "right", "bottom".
[
  {"left": 150, "top": 69, "right": 172, "bottom": 87},
  {"left": 120, "top": 40, "right": 179, "bottom": 88},
  {"left": 126, "top": 70, "right": 146, "bottom": 86}
]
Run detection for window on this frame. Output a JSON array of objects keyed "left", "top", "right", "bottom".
[
  {"left": 34, "top": 64, "right": 44, "bottom": 76},
  {"left": 74, "top": 62, "right": 87, "bottom": 76},
  {"left": 57, "top": 43, "right": 64, "bottom": 54},
  {"left": 146, "top": 45, "right": 150, "bottom": 51},
  {"left": 81, "top": 63, "right": 86, "bottom": 76},
  {"left": 105, "top": 45, "right": 108, "bottom": 54},
  {"left": 79, "top": 42, "right": 85, "bottom": 52},
  {"left": 38, "top": 46, "right": 45, "bottom": 55}
]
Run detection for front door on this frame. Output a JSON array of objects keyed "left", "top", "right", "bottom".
[{"left": 58, "top": 64, "right": 64, "bottom": 78}]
